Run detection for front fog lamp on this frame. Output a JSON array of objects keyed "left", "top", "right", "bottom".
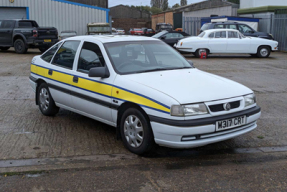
[
  {"left": 244, "top": 94, "right": 256, "bottom": 107},
  {"left": 171, "top": 103, "right": 209, "bottom": 116}
]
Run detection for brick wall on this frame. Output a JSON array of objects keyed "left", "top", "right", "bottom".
[
  {"left": 151, "top": 11, "right": 174, "bottom": 30},
  {"left": 112, "top": 18, "right": 151, "bottom": 32},
  {"left": 110, "top": 5, "right": 150, "bottom": 19}
]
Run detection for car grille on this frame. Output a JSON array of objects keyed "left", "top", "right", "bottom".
[{"left": 209, "top": 101, "right": 240, "bottom": 112}]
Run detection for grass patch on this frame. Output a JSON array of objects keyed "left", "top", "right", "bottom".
[{"left": 257, "top": 135, "right": 264, "bottom": 139}]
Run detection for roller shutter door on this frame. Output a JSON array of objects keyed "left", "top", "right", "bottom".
[{"left": 0, "top": 7, "right": 27, "bottom": 20}]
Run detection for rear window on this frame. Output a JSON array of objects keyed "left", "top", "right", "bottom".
[
  {"left": 18, "top": 21, "right": 38, "bottom": 28},
  {"left": 201, "top": 23, "right": 210, "bottom": 31}
]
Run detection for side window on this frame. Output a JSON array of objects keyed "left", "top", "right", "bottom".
[
  {"left": 165, "top": 33, "right": 181, "bottom": 39},
  {"left": 227, "top": 24, "right": 237, "bottom": 30},
  {"left": 78, "top": 42, "right": 106, "bottom": 73},
  {"left": 238, "top": 24, "right": 253, "bottom": 33},
  {"left": 52, "top": 41, "right": 80, "bottom": 69},
  {"left": 228, "top": 31, "right": 239, "bottom": 38},
  {"left": 214, "top": 24, "right": 224, "bottom": 29},
  {"left": 1, "top": 20, "right": 15, "bottom": 28},
  {"left": 215, "top": 31, "right": 226, "bottom": 38},
  {"left": 41, "top": 42, "right": 62, "bottom": 63},
  {"left": 209, "top": 33, "right": 214, "bottom": 38}
]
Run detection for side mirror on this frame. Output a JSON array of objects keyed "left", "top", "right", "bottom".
[
  {"left": 88, "top": 67, "right": 110, "bottom": 78},
  {"left": 188, "top": 60, "right": 194, "bottom": 68},
  {"left": 161, "top": 36, "right": 166, "bottom": 40}
]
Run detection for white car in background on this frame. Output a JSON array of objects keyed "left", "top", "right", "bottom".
[
  {"left": 116, "top": 28, "right": 125, "bottom": 35},
  {"left": 29, "top": 35, "right": 261, "bottom": 155},
  {"left": 175, "top": 29, "right": 278, "bottom": 58}
]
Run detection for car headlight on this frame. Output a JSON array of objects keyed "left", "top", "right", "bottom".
[
  {"left": 244, "top": 93, "right": 256, "bottom": 107},
  {"left": 171, "top": 103, "right": 209, "bottom": 116}
]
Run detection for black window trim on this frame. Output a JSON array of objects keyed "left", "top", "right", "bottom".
[
  {"left": 51, "top": 40, "right": 81, "bottom": 70},
  {"left": 40, "top": 41, "right": 63, "bottom": 63},
  {"left": 76, "top": 41, "right": 106, "bottom": 74}
]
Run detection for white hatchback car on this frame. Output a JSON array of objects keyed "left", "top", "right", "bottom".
[
  {"left": 175, "top": 29, "right": 278, "bottom": 58},
  {"left": 29, "top": 35, "right": 261, "bottom": 155}
]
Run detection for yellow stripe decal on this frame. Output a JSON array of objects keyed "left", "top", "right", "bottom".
[{"left": 31, "top": 64, "right": 170, "bottom": 113}]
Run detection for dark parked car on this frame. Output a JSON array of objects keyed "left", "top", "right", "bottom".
[
  {"left": 152, "top": 31, "right": 190, "bottom": 47},
  {"left": 143, "top": 29, "right": 155, "bottom": 37},
  {"left": 200, "top": 22, "right": 274, "bottom": 40},
  {"left": 0, "top": 19, "right": 58, "bottom": 53}
]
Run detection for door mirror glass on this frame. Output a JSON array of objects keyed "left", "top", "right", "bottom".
[{"left": 88, "top": 67, "right": 110, "bottom": 78}]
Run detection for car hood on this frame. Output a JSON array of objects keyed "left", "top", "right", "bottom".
[{"left": 122, "top": 68, "right": 252, "bottom": 104}]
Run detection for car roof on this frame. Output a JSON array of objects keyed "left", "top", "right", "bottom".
[
  {"left": 65, "top": 35, "right": 159, "bottom": 43},
  {"left": 207, "top": 22, "right": 242, "bottom": 25},
  {"left": 204, "top": 29, "right": 239, "bottom": 32}
]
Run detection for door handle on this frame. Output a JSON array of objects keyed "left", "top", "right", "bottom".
[
  {"left": 7, "top": 30, "right": 10, "bottom": 33},
  {"left": 73, "top": 76, "right": 78, "bottom": 83},
  {"left": 48, "top": 69, "right": 53, "bottom": 75}
]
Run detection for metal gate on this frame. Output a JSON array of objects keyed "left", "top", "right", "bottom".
[
  {"left": 271, "top": 11, "right": 287, "bottom": 52},
  {"left": 183, "top": 17, "right": 201, "bottom": 36}
]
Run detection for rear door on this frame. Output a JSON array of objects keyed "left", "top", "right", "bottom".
[
  {"left": 48, "top": 40, "right": 81, "bottom": 107},
  {"left": 208, "top": 31, "right": 228, "bottom": 53},
  {"left": 0, "top": 20, "right": 15, "bottom": 45},
  {"left": 70, "top": 40, "right": 114, "bottom": 123}
]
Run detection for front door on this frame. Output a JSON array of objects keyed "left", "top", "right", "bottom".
[
  {"left": 227, "top": 31, "right": 250, "bottom": 53},
  {"left": 70, "top": 41, "right": 114, "bottom": 123}
]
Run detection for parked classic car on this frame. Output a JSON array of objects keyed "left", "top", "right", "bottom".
[
  {"left": 30, "top": 35, "right": 261, "bottom": 155},
  {"left": 152, "top": 30, "right": 190, "bottom": 47},
  {"left": 175, "top": 29, "right": 278, "bottom": 58}
]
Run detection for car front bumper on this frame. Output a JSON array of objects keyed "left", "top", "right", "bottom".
[{"left": 150, "top": 106, "right": 261, "bottom": 149}]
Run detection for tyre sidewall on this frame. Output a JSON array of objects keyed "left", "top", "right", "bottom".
[
  {"left": 14, "top": 39, "right": 27, "bottom": 54},
  {"left": 37, "top": 83, "right": 58, "bottom": 116},
  {"left": 120, "top": 108, "right": 154, "bottom": 155},
  {"left": 257, "top": 46, "right": 270, "bottom": 58}
]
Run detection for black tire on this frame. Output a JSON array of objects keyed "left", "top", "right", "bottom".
[
  {"left": 0, "top": 47, "right": 10, "bottom": 51},
  {"left": 39, "top": 47, "right": 48, "bottom": 53},
  {"left": 37, "top": 83, "right": 59, "bottom": 116},
  {"left": 14, "top": 39, "right": 28, "bottom": 54},
  {"left": 195, "top": 48, "right": 208, "bottom": 58},
  {"left": 257, "top": 46, "right": 270, "bottom": 58},
  {"left": 120, "top": 108, "right": 155, "bottom": 155}
]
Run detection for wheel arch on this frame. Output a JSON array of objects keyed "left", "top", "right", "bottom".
[
  {"left": 116, "top": 101, "right": 151, "bottom": 140},
  {"left": 35, "top": 78, "right": 47, "bottom": 105},
  {"left": 13, "top": 34, "right": 27, "bottom": 44},
  {"left": 257, "top": 45, "right": 271, "bottom": 51}
]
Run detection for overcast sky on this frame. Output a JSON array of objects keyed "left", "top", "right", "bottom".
[{"left": 109, "top": 0, "right": 203, "bottom": 8}]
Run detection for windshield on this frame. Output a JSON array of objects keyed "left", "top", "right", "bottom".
[
  {"left": 198, "top": 32, "right": 205, "bottom": 37},
  {"left": 200, "top": 23, "right": 210, "bottom": 31},
  {"left": 89, "top": 26, "right": 110, "bottom": 32},
  {"left": 104, "top": 41, "right": 193, "bottom": 75},
  {"left": 61, "top": 32, "right": 77, "bottom": 36},
  {"left": 152, "top": 30, "right": 168, "bottom": 38}
]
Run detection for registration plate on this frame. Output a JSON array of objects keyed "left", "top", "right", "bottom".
[
  {"left": 44, "top": 39, "right": 51, "bottom": 42},
  {"left": 216, "top": 116, "right": 246, "bottom": 131}
]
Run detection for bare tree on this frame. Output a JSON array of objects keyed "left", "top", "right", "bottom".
[
  {"left": 150, "top": 0, "right": 169, "bottom": 10},
  {"left": 180, "top": 0, "right": 187, "bottom": 6}
]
